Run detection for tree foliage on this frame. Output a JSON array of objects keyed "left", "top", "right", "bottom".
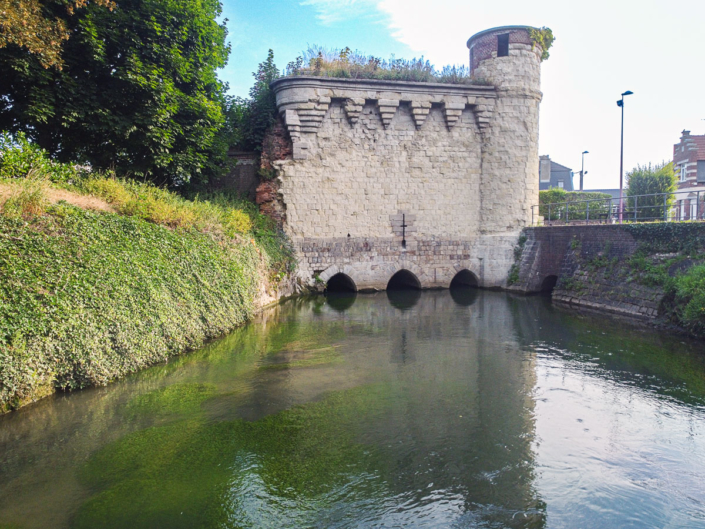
[
  {"left": 626, "top": 162, "right": 677, "bottom": 221},
  {"left": 0, "top": 0, "right": 231, "bottom": 185},
  {"left": 0, "top": 0, "right": 114, "bottom": 69},
  {"left": 538, "top": 188, "right": 612, "bottom": 221},
  {"left": 231, "top": 49, "right": 280, "bottom": 153}
]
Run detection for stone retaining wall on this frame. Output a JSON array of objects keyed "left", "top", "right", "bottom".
[
  {"left": 259, "top": 27, "right": 544, "bottom": 291},
  {"left": 510, "top": 225, "right": 662, "bottom": 320}
]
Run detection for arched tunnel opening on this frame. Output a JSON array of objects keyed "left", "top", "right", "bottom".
[
  {"left": 541, "top": 275, "right": 558, "bottom": 296},
  {"left": 449, "top": 269, "right": 479, "bottom": 289},
  {"left": 449, "top": 269, "right": 479, "bottom": 306},
  {"left": 386, "top": 270, "right": 421, "bottom": 291},
  {"left": 326, "top": 273, "right": 357, "bottom": 293}
]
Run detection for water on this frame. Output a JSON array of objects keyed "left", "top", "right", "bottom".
[{"left": 1, "top": 290, "right": 704, "bottom": 529}]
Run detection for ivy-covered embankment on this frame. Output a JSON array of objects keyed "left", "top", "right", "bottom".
[
  {"left": 0, "top": 145, "right": 295, "bottom": 412},
  {"left": 546, "top": 223, "right": 705, "bottom": 336}
]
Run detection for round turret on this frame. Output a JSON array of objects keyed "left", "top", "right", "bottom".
[
  {"left": 466, "top": 26, "right": 542, "bottom": 90},
  {"left": 466, "top": 25, "right": 546, "bottom": 232}
]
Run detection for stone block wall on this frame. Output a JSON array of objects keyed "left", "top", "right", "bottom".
[
  {"left": 510, "top": 225, "right": 661, "bottom": 320},
  {"left": 259, "top": 26, "right": 544, "bottom": 291}
]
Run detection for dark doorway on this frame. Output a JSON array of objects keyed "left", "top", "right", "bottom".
[
  {"left": 449, "top": 269, "right": 479, "bottom": 306},
  {"left": 386, "top": 270, "right": 421, "bottom": 290},
  {"left": 497, "top": 34, "right": 510, "bottom": 57},
  {"left": 326, "top": 273, "right": 357, "bottom": 292},
  {"left": 541, "top": 275, "right": 558, "bottom": 295},
  {"left": 450, "top": 269, "right": 479, "bottom": 289}
]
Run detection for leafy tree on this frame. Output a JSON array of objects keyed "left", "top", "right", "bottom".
[
  {"left": 0, "top": 0, "right": 231, "bottom": 185},
  {"left": 0, "top": 0, "right": 114, "bottom": 69},
  {"left": 232, "top": 50, "right": 280, "bottom": 153},
  {"left": 626, "top": 162, "right": 677, "bottom": 221},
  {"left": 539, "top": 188, "right": 612, "bottom": 221}
]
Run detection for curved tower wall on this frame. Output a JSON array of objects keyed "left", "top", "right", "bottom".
[{"left": 467, "top": 26, "right": 543, "bottom": 233}]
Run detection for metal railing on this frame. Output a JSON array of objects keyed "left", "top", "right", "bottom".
[{"left": 532, "top": 189, "right": 705, "bottom": 226}]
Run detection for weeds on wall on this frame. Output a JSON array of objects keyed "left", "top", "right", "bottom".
[
  {"left": 528, "top": 27, "right": 555, "bottom": 61},
  {"left": 506, "top": 234, "right": 528, "bottom": 285},
  {"left": 285, "top": 46, "right": 483, "bottom": 85}
]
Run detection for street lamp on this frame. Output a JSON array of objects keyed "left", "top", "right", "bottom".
[
  {"left": 580, "top": 150, "right": 589, "bottom": 191},
  {"left": 617, "top": 90, "right": 633, "bottom": 223}
]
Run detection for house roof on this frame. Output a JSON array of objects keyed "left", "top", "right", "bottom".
[{"left": 550, "top": 160, "right": 572, "bottom": 173}]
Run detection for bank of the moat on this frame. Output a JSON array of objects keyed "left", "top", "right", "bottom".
[
  {"left": 0, "top": 204, "right": 298, "bottom": 414},
  {"left": 508, "top": 222, "right": 705, "bottom": 337},
  {"left": 0, "top": 290, "right": 704, "bottom": 529}
]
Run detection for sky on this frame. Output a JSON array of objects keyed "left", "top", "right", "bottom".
[{"left": 221, "top": 0, "right": 705, "bottom": 191}]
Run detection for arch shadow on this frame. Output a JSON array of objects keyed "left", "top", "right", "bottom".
[
  {"left": 449, "top": 269, "right": 479, "bottom": 289},
  {"left": 386, "top": 269, "right": 421, "bottom": 310},
  {"left": 540, "top": 275, "right": 558, "bottom": 296},
  {"left": 326, "top": 273, "right": 357, "bottom": 293},
  {"left": 449, "top": 269, "right": 479, "bottom": 307},
  {"left": 387, "top": 269, "right": 421, "bottom": 291},
  {"left": 325, "top": 273, "right": 357, "bottom": 312}
]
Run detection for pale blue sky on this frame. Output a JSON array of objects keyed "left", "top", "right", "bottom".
[{"left": 222, "top": 0, "right": 705, "bottom": 191}]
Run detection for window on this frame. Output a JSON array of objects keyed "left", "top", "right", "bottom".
[
  {"left": 680, "top": 163, "right": 688, "bottom": 182},
  {"left": 497, "top": 34, "right": 509, "bottom": 57},
  {"left": 558, "top": 180, "right": 564, "bottom": 189},
  {"left": 540, "top": 159, "right": 551, "bottom": 182},
  {"left": 697, "top": 160, "right": 705, "bottom": 183}
]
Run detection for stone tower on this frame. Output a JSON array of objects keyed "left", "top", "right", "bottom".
[
  {"left": 258, "top": 26, "right": 546, "bottom": 291},
  {"left": 467, "top": 26, "right": 543, "bottom": 233}
]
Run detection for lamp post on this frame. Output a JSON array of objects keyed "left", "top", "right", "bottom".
[
  {"left": 617, "top": 90, "right": 633, "bottom": 223},
  {"left": 580, "top": 150, "right": 589, "bottom": 191}
]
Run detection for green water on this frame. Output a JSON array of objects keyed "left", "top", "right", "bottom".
[{"left": 1, "top": 290, "right": 704, "bottom": 528}]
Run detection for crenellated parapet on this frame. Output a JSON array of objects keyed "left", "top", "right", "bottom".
[
  {"left": 271, "top": 77, "right": 497, "bottom": 160},
  {"left": 261, "top": 25, "right": 544, "bottom": 292}
]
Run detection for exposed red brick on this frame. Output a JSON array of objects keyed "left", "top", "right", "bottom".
[
  {"left": 260, "top": 116, "right": 292, "bottom": 173},
  {"left": 255, "top": 180, "right": 286, "bottom": 227}
]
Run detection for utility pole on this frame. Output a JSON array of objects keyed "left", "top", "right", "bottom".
[
  {"left": 580, "top": 150, "right": 589, "bottom": 191},
  {"left": 617, "top": 90, "right": 633, "bottom": 223}
]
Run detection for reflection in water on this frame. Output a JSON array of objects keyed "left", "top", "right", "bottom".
[
  {"left": 0, "top": 291, "right": 704, "bottom": 529},
  {"left": 324, "top": 291, "right": 357, "bottom": 312},
  {"left": 449, "top": 285, "right": 479, "bottom": 306},
  {"left": 386, "top": 269, "right": 421, "bottom": 290},
  {"left": 386, "top": 288, "right": 421, "bottom": 310}
]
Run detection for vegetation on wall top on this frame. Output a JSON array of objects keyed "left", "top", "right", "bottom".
[
  {"left": 284, "top": 46, "right": 483, "bottom": 85},
  {"left": 528, "top": 27, "right": 555, "bottom": 61}
]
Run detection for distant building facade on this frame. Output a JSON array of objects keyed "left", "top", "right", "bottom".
[
  {"left": 539, "top": 155, "right": 574, "bottom": 191},
  {"left": 673, "top": 130, "right": 705, "bottom": 220}
]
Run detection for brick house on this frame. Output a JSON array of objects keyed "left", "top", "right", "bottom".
[
  {"left": 539, "top": 155, "right": 574, "bottom": 191},
  {"left": 673, "top": 130, "right": 705, "bottom": 220}
]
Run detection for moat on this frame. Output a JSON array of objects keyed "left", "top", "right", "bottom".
[{"left": 1, "top": 290, "right": 704, "bottom": 528}]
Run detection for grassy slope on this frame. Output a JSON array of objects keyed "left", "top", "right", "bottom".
[{"left": 0, "top": 180, "right": 294, "bottom": 412}]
